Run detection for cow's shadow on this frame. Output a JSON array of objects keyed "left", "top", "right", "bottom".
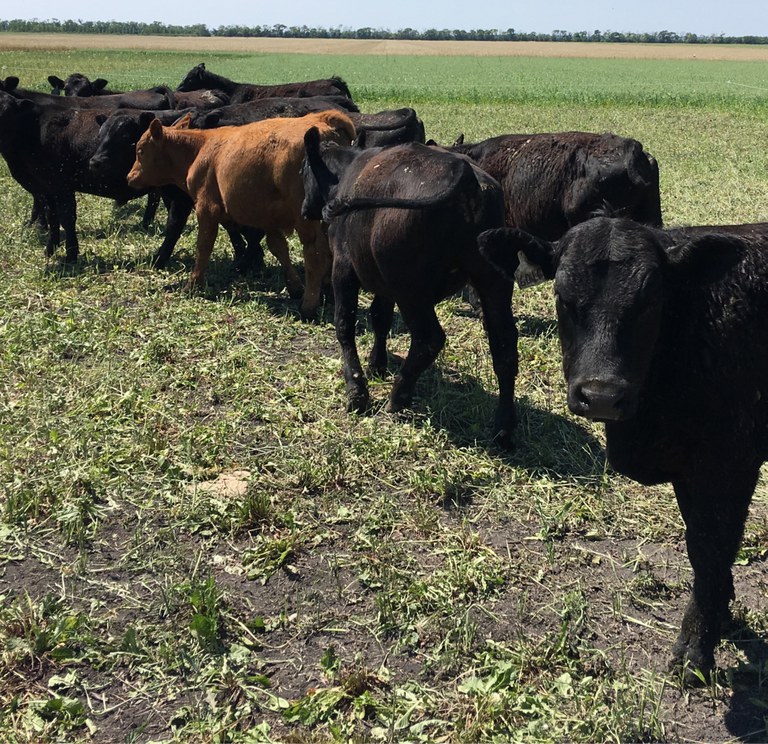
[{"left": 720, "top": 619, "right": 768, "bottom": 741}]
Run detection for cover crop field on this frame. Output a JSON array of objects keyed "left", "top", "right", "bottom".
[{"left": 1, "top": 36, "right": 768, "bottom": 743}]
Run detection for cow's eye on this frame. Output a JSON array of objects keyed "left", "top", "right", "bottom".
[{"left": 555, "top": 293, "right": 577, "bottom": 319}]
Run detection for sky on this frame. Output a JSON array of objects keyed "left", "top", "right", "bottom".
[{"left": 10, "top": 0, "right": 768, "bottom": 37}]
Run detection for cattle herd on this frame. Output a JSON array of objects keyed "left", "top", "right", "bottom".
[{"left": 2, "top": 62, "right": 768, "bottom": 686}]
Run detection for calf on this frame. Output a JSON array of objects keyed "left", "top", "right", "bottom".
[
  {"left": 185, "top": 95, "right": 359, "bottom": 130},
  {"left": 302, "top": 135, "right": 517, "bottom": 448},
  {"left": 350, "top": 107, "right": 426, "bottom": 147},
  {"left": 49, "top": 73, "right": 230, "bottom": 110},
  {"left": 176, "top": 63, "right": 353, "bottom": 104},
  {"left": 0, "top": 91, "right": 157, "bottom": 261},
  {"left": 479, "top": 217, "right": 768, "bottom": 681},
  {"left": 90, "top": 108, "right": 265, "bottom": 272},
  {"left": 2, "top": 75, "right": 174, "bottom": 111},
  {"left": 440, "top": 131, "right": 662, "bottom": 286},
  {"left": 127, "top": 110, "right": 356, "bottom": 317},
  {"left": 49, "top": 73, "right": 113, "bottom": 96}
]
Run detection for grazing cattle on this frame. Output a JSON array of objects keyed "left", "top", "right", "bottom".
[
  {"left": 478, "top": 217, "right": 768, "bottom": 681},
  {"left": 0, "top": 91, "right": 161, "bottom": 261},
  {"left": 176, "top": 63, "right": 353, "bottom": 104},
  {"left": 90, "top": 108, "right": 266, "bottom": 272},
  {"left": 438, "top": 131, "right": 662, "bottom": 287},
  {"left": 127, "top": 110, "right": 356, "bottom": 317},
  {"left": 301, "top": 135, "right": 517, "bottom": 447},
  {"left": 1, "top": 75, "right": 174, "bottom": 111}
]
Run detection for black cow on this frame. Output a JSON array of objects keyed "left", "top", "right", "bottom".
[
  {"left": 49, "top": 73, "right": 113, "bottom": 96},
  {"left": 1, "top": 75, "right": 174, "bottom": 111},
  {"left": 302, "top": 134, "right": 518, "bottom": 448},
  {"left": 176, "top": 63, "right": 353, "bottom": 104},
  {"left": 478, "top": 217, "right": 768, "bottom": 681},
  {"left": 48, "top": 73, "right": 230, "bottom": 111},
  {"left": 187, "top": 99, "right": 422, "bottom": 149},
  {"left": 0, "top": 91, "right": 172, "bottom": 262},
  {"left": 350, "top": 107, "right": 426, "bottom": 147},
  {"left": 185, "top": 95, "right": 360, "bottom": 129},
  {"left": 439, "top": 131, "right": 662, "bottom": 287}
]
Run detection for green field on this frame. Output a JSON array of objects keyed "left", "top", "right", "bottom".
[{"left": 1, "top": 47, "right": 768, "bottom": 743}]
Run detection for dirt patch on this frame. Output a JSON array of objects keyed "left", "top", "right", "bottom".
[{"left": 0, "top": 33, "right": 767, "bottom": 61}]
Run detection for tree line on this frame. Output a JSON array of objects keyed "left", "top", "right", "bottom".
[{"left": 1, "top": 19, "right": 766, "bottom": 45}]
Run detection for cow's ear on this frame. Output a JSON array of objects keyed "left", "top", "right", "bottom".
[
  {"left": 452, "top": 133, "right": 465, "bottom": 146},
  {"left": 139, "top": 111, "right": 156, "bottom": 129},
  {"left": 479, "top": 228, "right": 556, "bottom": 282},
  {"left": 665, "top": 233, "right": 743, "bottom": 282},
  {"left": 3, "top": 76, "right": 19, "bottom": 91},
  {"left": 304, "top": 126, "right": 321, "bottom": 155},
  {"left": 172, "top": 112, "right": 192, "bottom": 129},
  {"left": 93, "top": 78, "right": 109, "bottom": 91},
  {"left": 148, "top": 118, "right": 164, "bottom": 140},
  {"left": 48, "top": 75, "right": 64, "bottom": 89},
  {"left": 200, "top": 111, "right": 220, "bottom": 127},
  {"left": 353, "top": 129, "right": 367, "bottom": 148}
]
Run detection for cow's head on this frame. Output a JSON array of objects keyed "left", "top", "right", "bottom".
[
  {"left": 91, "top": 111, "right": 155, "bottom": 176},
  {"left": 479, "top": 217, "right": 742, "bottom": 422},
  {"left": 127, "top": 117, "right": 176, "bottom": 190},
  {"left": 176, "top": 63, "right": 206, "bottom": 92},
  {"left": 0, "top": 91, "right": 34, "bottom": 147},
  {"left": 301, "top": 126, "right": 362, "bottom": 221}
]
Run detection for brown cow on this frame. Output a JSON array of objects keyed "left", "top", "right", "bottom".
[{"left": 127, "top": 109, "right": 356, "bottom": 317}]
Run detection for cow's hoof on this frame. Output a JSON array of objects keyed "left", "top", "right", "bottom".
[
  {"left": 286, "top": 282, "right": 304, "bottom": 300},
  {"left": 366, "top": 362, "right": 388, "bottom": 379},
  {"left": 347, "top": 392, "right": 370, "bottom": 414},
  {"left": 669, "top": 643, "right": 714, "bottom": 687},
  {"left": 151, "top": 253, "right": 170, "bottom": 269},
  {"left": 385, "top": 396, "right": 412, "bottom": 415},
  {"left": 491, "top": 428, "right": 515, "bottom": 451}
]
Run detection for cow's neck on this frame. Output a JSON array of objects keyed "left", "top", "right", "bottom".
[{"left": 161, "top": 128, "right": 207, "bottom": 193}]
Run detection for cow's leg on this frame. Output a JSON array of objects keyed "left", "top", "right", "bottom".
[
  {"left": 141, "top": 191, "right": 161, "bottom": 231},
  {"left": 671, "top": 465, "right": 757, "bottom": 683},
  {"left": 153, "top": 190, "right": 193, "bottom": 268},
  {"left": 265, "top": 232, "right": 303, "bottom": 300},
  {"left": 298, "top": 227, "right": 332, "bottom": 321},
  {"left": 333, "top": 254, "right": 368, "bottom": 412},
  {"left": 472, "top": 277, "right": 518, "bottom": 449},
  {"left": 187, "top": 213, "right": 219, "bottom": 288},
  {"left": 29, "top": 194, "right": 49, "bottom": 231},
  {"left": 57, "top": 192, "right": 79, "bottom": 263},
  {"left": 389, "top": 302, "right": 445, "bottom": 413},
  {"left": 230, "top": 227, "right": 266, "bottom": 274},
  {"left": 43, "top": 195, "right": 61, "bottom": 257},
  {"left": 368, "top": 295, "right": 395, "bottom": 377}
]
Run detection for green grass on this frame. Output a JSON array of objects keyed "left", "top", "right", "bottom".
[{"left": 1, "top": 45, "right": 768, "bottom": 743}]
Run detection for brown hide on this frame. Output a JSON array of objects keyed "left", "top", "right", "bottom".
[{"left": 128, "top": 109, "right": 356, "bottom": 317}]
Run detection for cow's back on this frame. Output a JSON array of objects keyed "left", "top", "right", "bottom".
[
  {"left": 190, "top": 110, "right": 355, "bottom": 229},
  {"left": 457, "top": 131, "right": 661, "bottom": 239}
]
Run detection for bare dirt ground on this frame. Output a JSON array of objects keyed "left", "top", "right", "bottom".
[{"left": 0, "top": 33, "right": 767, "bottom": 60}]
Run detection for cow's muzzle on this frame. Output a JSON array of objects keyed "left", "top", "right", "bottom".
[{"left": 567, "top": 377, "right": 638, "bottom": 421}]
